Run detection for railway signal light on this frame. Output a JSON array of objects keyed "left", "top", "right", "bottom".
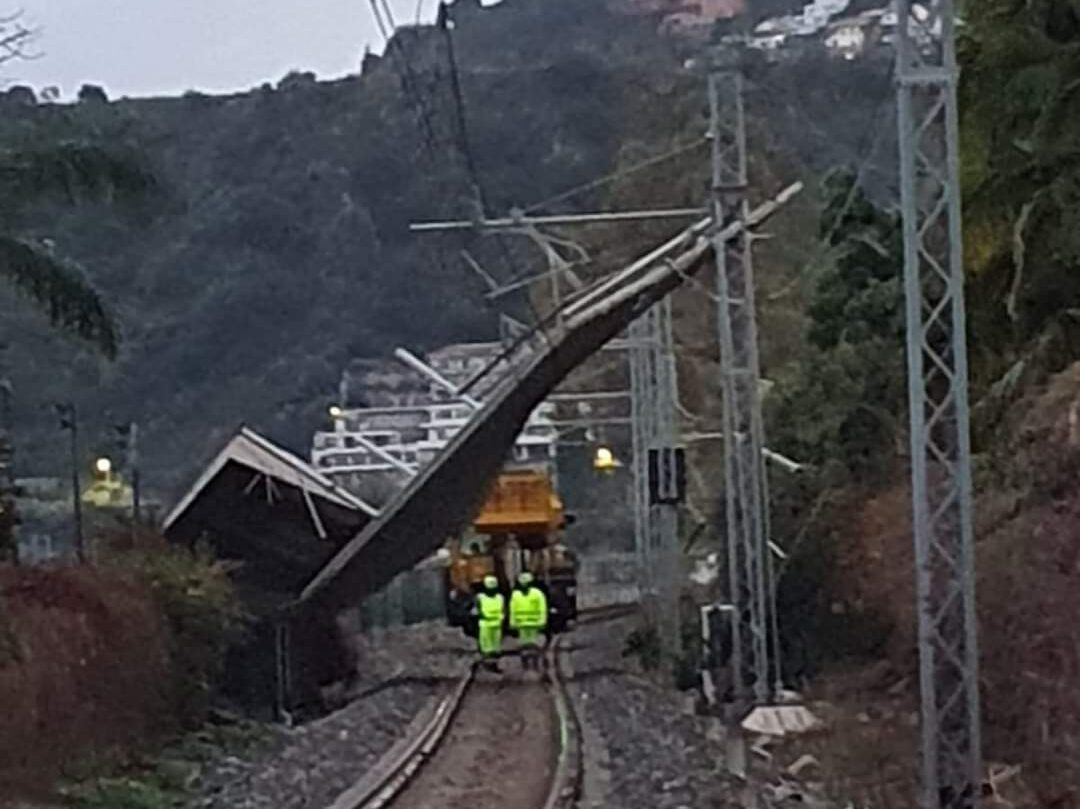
[
  {"left": 647, "top": 446, "right": 685, "bottom": 505},
  {"left": 592, "top": 446, "right": 620, "bottom": 472}
]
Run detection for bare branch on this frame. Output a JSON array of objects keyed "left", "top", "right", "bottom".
[{"left": 0, "top": 10, "right": 41, "bottom": 68}]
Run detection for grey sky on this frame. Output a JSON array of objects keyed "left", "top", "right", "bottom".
[{"left": 13, "top": 0, "right": 442, "bottom": 99}]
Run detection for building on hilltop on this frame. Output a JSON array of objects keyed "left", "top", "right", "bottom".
[
  {"left": 613, "top": 0, "right": 745, "bottom": 35},
  {"left": 744, "top": 1, "right": 900, "bottom": 58}
]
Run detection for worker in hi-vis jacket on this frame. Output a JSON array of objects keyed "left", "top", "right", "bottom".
[
  {"left": 510, "top": 571, "right": 548, "bottom": 671},
  {"left": 474, "top": 574, "right": 505, "bottom": 672}
]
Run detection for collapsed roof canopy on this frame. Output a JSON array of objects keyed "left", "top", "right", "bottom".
[
  {"left": 163, "top": 427, "right": 377, "bottom": 612},
  {"left": 298, "top": 183, "right": 799, "bottom": 615}
]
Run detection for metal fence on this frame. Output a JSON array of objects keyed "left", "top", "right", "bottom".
[{"left": 358, "top": 564, "right": 446, "bottom": 630}]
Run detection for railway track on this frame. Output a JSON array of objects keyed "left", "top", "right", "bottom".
[{"left": 327, "top": 605, "right": 631, "bottom": 809}]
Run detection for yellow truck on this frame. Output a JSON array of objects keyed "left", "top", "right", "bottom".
[{"left": 444, "top": 468, "right": 577, "bottom": 635}]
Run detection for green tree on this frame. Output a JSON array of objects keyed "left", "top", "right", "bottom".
[
  {"left": 0, "top": 142, "right": 156, "bottom": 356},
  {"left": 959, "top": 0, "right": 1080, "bottom": 374},
  {"left": 770, "top": 170, "right": 905, "bottom": 485},
  {"left": 768, "top": 171, "right": 906, "bottom": 680},
  {"left": 0, "top": 140, "right": 154, "bottom": 561}
]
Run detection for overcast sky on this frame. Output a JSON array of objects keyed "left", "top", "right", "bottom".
[{"left": 11, "top": 0, "right": 450, "bottom": 99}]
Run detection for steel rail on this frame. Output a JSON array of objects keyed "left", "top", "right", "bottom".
[
  {"left": 543, "top": 635, "right": 583, "bottom": 809},
  {"left": 324, "top": 603, "right": 633, "bottom": 809},
  {"left": 326, "top": 664, "right": 475, "bottom": 809}
]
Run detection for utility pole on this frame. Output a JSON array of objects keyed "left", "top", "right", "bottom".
[
  {"left": 56, "top": 403, "right": 84, "bottom": 563},
  {"left": 129, "top": 422, "right": 140, "bottom": 525},
  {"left": 0, "top": 348, "right": 16, "bottom": 564},
  {"left": 896, "top": 2, "right": 981, "bottom": 806},
  {"left": 709, "top": 67, "right": 775, "bottom": 708},
  {"left": 117, "top": 422, "right": 141, "bottom": 525},
  {"left": 629, "top": 298, "right": 682, "bottom": 660}
]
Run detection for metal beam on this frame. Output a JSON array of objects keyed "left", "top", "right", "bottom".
[
  {"left": 350, "top": 434, "right": 418, "bottom": 477},
  {"left": 393, "top": 347, "right": 483, "bottom": 409},
  {"left": 295, "top": 182, "right": 800, "bottom": 616},
  {"left": 547, "top": 391, "right": 629, "bottom": 402},
  {"left": 410, "top": 207, "right": 708, "bottom": 232},
  {"left": 896, "top": 1, "right": 982, "bottom": 805}
]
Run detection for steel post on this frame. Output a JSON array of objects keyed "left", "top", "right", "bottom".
[
  {"left": 0, "top": 362, "right": 15, "bottom": 564},
  {"left": 630, "top": 311, "right": 656, "bottom": 627},
  {"left": 895, "top": 2, "right": 982, "bottom": 805},
  {"left": 653, "top": 297, "right": 681, "bottom": 657},
  {"left": 629, "top": 300, "right": 681, "bottom": 658},
  {"left": 709, "top": 70, "right": 773, "bottom": 707},
  {"left": 129, "top": 422, "right": 141, "bottom": 525}
]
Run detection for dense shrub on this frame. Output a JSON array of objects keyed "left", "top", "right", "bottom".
[
  {"left": 98, "top": 529, "right": 247, "bottom": 726},
  {"left": 0, "top": 530, "right": 244, "bottom": 795}
]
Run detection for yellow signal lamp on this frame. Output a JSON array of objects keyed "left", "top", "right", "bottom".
[{"left": 593, "top": 446, "right": 620, "bottom": 472}]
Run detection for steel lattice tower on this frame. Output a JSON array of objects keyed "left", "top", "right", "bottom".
[
  {"left": 896, "top": 2, "right": 982, "bottom": 806},
  {"left": 630, "top": 299, "right": 681, "bottom": 658},
  {"left": 709, "top": 70, "right": 772, "bottom": 706}
]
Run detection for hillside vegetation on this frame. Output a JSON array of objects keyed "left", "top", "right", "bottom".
[
  {"left": 3, "top": 0, "right": 1080, "bottom": 800},
  {"left": 759, "top": 1, "right": 1080, "bottom": 800},
  {"left": 1, "top": 0, "right": 891, "bottom": 498}
]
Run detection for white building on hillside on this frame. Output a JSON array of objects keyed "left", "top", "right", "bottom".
[{"left": 311, "top": 342, "right": 558, "bottom": 504}]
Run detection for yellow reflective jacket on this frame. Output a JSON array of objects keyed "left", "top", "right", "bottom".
[
  {"left": 510, "top": 586, "right": 548, "bottom": 629},
  {"left": 477, "top": 591, "right": 505, "bottom": 625}
]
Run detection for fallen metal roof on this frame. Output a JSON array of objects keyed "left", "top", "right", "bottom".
[
  {"left": 296, "top": 183, "right": 801, "bottom": 615},
  {"left": 164, "top": 426, "right": 378, "bottom": 532}
]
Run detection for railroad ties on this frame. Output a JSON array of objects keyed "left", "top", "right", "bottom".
[{"left": 322, "top": 604, "right": 626, "bottom": 809}]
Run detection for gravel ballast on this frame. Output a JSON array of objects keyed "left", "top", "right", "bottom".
[
  {"left": 566, "top": 616, "right": 737, "bottom": 809},
  {"left": 188, "top": 622, "right": 473, "bottom": 809}
]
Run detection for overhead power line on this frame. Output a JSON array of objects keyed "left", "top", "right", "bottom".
[
  {"left": 764, "top": 61, "right": 897, "bottom": 303},
  {"left": 436, "top": 1, "right": 553, "bottom": 342},
  {"left": 524, "top": 137, "right": 709, "bottom": 214}
]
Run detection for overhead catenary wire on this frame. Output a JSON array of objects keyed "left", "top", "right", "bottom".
[
  {"left": 363, "top": 0, "right": 481, "bottom": 336},
  {"left": 437, "top": 1, "right": 554, "bottom": 346},
  {"left": 763, "top": 60, "right": 897, "bottom": 302},
  {"left": 439, "top": 5, "right": 483, "bottom": 205},
  {"left": 366, "top": 0, "right": 442, "bottom": 158},
  {"left": 378, "top": 0, "right": 397, "bottom": 29},
  {"left": 366, "top": 0, "right": 391, "bottom": 41},
  {"left": 524, "top": 137, "right": 709, "bottom": 214},
  {"left": 816, "top": 62, "right": 897, "bottom": 247}
]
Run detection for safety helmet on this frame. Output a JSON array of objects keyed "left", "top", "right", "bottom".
[
  {"left": 517, "top": 571, "right": 534, "bottom": 587},
  {"left": 483, "top": 575, "right": 499, "bottom": 591}
]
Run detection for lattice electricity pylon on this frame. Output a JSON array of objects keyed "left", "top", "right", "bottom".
[
  {"left": 629, "top": 299, "right": 682, "bottom": 657},
  {"left": 895, "top": 2, "right": 982, "bottom": 806},
  {"left": 709, "top": 70, "right": 772, "bottom": 708}
]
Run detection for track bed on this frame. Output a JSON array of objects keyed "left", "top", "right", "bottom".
[{"left": 391, "top": 671, "right": 557, "bottom": 809}]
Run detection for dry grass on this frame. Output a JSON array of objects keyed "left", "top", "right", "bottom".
[
  {"left": 772, "top": 662, "right": 920, "bottom": 808},
  {"left": 817, "top": 363, "right": 1080, "bottom": 805}
]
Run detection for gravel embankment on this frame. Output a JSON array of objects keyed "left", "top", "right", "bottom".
[
  {"left": 566, "top": 616, "right": 737, "bottom": 809},
  {"left": 189, "top": 622, "right": 473, "bottom": 809}
]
